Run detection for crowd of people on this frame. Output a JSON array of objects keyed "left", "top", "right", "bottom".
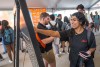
[
  {"left": 35, "top": 4, "right": 97, "bottom": 67},
  {"left": 0, "top": 3, "right": 99, "bottom": 67}
]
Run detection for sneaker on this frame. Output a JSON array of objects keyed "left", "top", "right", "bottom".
[
  {"left": 62, "top": 50, "right": 66, "bottom": 54},
  {"left": 9, "top": 60, "right": 13, "bottom": 63},
  {"left": 67, "top": 51, "right": 69, "bottom": 54},
  {"left": 59, "top": 51, "right": 66, "bottom": 55},
  {"left": 56, "top": 54, "right": 62, "bottom": 58}
]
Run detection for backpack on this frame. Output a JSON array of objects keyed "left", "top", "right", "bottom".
[
  {"left": 49, "top": 22, "right": 58, "bottom": 31},
  {"left": 62, "top": 22, "right": 71, "bottom": 30},
  {"left": 56, "top": 19, "right": 63, "bottom": 31},
  {"left": 4, "top": 28, "right": 14, "bottom": 45}
]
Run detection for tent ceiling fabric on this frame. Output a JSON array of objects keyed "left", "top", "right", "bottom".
[
  {"left": 57, "top": 0, "right": 99, "bottom": 9},
  {"left": 0, "top": 0, "right": 99, "bottom": 10},
  {"left": 26, "top": 0, "right": 100, "bottom": 9},
  {"left": 0, "top": 0, "right": 14, "bottom": 10}
]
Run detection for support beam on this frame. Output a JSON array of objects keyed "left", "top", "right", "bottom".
[
  {"left": 17, "top": 0, "right": 45, "bottom": 67},
  {"left": 15, "top": 0, "right": 20, "bottom": 67},
  {"left": 90, "top": 7, "right": 100, "bottom": 10},
  {"left": 88, "top": 0, "right": 100, "bottom": 9}
]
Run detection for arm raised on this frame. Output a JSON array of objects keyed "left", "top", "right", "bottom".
[{"left": 36, "top": 28, "right": 60, "bottom": 38}]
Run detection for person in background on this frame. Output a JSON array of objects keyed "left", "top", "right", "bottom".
[
  {"left": 56, "top": 14, "right": 63, "bottom": 31},
  {"left": 90, "top": 12, "right": 95, "bottom": 31},
  {"left": 48, "top": 14, "right": 61, "bottom": 57},
  {"left": 61, "top": 16, "right": 70, "bottom": 53},
  {"left": 0, "top": 21, "right": 7, "bottom": 54},
  {"left": 56, "top": 14, "right": 66, "bottom": 54},
  {"left": 0, "top": 21, "right": 4, "bottom": 61},
  {"left": 76, "top": 4, "right": 93, "bottom": 30},
  {"left": 62, "top": 16, "right": 70, "bottom": 30},
  {"left": 37, "top": 12, "right": 56, "bottom": 67},
  {"left": 93, "top": 11, "right": 100, "bottom": 32},
  {"left": 2, "top": 20, "right": 14, "bottom": 63}
]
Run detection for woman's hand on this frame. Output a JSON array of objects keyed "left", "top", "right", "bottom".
[
  {"left": 86, "top": 50, "right": 91, "bottom": 55},
  {"left": 79, "top": 51, "right": 91, "bottom": 60}
]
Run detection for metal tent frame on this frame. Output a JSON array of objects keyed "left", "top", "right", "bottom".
[{"left": 14, "top": 0, "right": 45, "bottom": 67}]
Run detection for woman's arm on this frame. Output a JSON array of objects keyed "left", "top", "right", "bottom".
[
  {"left": 86, "top": 48, "right": 96, "bottom": 55},
  {"left": 35, "top": 27, "right": 60, "bottom": 38},
  {"left": 41, "top": 37, "right": 54, "bottom": 44},
  {"left": 87, "top": 32, "right": 96, "bottom": 55}
]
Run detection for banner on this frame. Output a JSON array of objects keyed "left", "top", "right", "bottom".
[{"left": 29, "top": 8, "right": 46, "bottom": 25}]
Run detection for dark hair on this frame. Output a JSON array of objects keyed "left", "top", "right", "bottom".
[
  {"left": 50, "top": 14, "right": 55, "bottom": 21},
  {"left": 72, "top": 12, "right": 86, "bottom": 26},
  {"left": 64, "top": 16, "right": 69, "bottom": 23},
  {"left": 0, "top": 21, "right": 1, "bottom": 25},
  {"left": 95, "top": 11, "right": 98, "bottom": 14},
  {"left": 57, "top": 14, "right": 62, "bottom": 17},
  {"left": 76, "top": 4, "right": 84, "bottom": 10},
  {"left": 40, "top": 12, "right": 49, "bottom": 19},
  {"left": 2, "top": 20, "right": 9, "bottom": 27}
]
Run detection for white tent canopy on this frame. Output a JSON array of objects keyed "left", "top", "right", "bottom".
[{"left": 0, "top": 0, "right": 100, "bottom": 10}]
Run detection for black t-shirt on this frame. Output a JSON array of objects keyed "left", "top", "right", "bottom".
[
  {"left": 37, "top": 23, "right": 52, "bottom": 53},
  {"left": 59, "top": 29, "right": 96, "bottom": 65}
]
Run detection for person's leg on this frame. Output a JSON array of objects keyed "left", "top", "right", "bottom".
[
  {"left": 48, "top": 50, "right": 56, "bottom": 67},
  {"left": 49, "top": 61, "right": 56, "bottom": 67},
  {"left": 6, "top": 45, "right": 13, "bottom": 61},
  {"left": 53, "top": 38, "right": 60, "bottom": 55},
  {"left": 42, "top": 53, "right": 49, "bottom": 67},
  {"left": 84, "top": 58, "right": 94, "bottom": 67},
  {"left": 94, "top": 23, "right": 97, "bottom": 32},
  {"left": 2, "top": 37, "right": 7, "bottom": 54},
  {"left": 43, "top": 49, "right": 56, "bottom": 67},
  {"left": 10, "top": 43, "right": 14, "bottom": 55},
  {"left": 0, "top": 54, "right": 3, "bottom": 59},
  {"left": 43, "top": 59, "right": 48, "bottom": 67},
  {"left": 0, "top": 54, "right": 4, "bottom": 61},
  {"left": 61, "top": 41, "right": 66, "bottom": 53},
  {"left": 95, "top": 23, "right": 99, "bottom": 32},
  {"left": 70, "top": 63, "right": 76, "bottom": 67},
  {"left": 97, "top": 24, "right": 99, "bottom": 31},
  {"left": 95, "top": 27, "right": 96, "bottom": 32},
  {"left": 54, "top": 44, "right": 59, "bottom": 54}
]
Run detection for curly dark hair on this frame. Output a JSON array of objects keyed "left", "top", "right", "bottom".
[{"left": 72, "top": 12, "right": 86, "bottom": 26}]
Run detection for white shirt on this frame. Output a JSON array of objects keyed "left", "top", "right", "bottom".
[
  {"left": 46, "top": 20, "right": 58, "bottom": 29},
  {"left": 85, "top": 13, "right": 93, "bottom": 23}
]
